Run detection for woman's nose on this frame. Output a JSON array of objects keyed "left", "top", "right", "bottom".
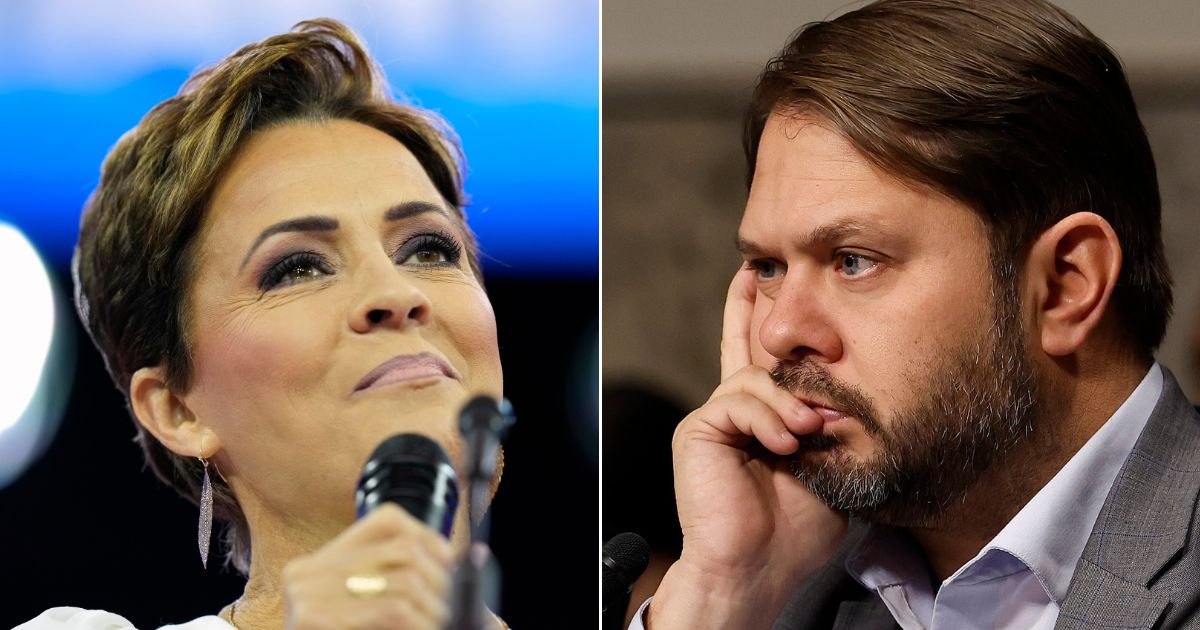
[{"left": 348, "top": 264, "right": 432, "bottom": 333}]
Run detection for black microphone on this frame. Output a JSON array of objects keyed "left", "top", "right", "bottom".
[
  {"left": 356, "top": 433, "right": 458, "bottom": 538},
  {"left": 450, "top": 395, "right": 515, "bottom": 630},
  {"left": 458, "top": 396, "right": 514, "bottom": 495},
  {"left": 602, "top": 532, "right": 650, "bottom": 612}
]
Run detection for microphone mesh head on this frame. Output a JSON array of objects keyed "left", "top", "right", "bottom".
[
  {"left": 356, "top": 433, "right": 458, "bottom": 537},
  {"left": 602, "top": 532, "right": 650, "bottom": 607}
]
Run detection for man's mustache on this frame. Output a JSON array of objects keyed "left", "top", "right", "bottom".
[{"left": 769, "top": 361, "right": 883, "bottom": 436}]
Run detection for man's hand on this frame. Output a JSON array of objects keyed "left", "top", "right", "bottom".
[{"left": 647, "top": 268, "right": 849, "bottom": 629}]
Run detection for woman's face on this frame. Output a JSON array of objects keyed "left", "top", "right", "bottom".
[{"left": 180, "top": 119, "right": 502, "bottom": 539}]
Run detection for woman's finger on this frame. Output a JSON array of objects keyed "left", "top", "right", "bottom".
[
  {"left": 344, "top": 596, "right": 443, "bottom": 630},
  {"left": 324, "top": 503, "right": 452, "bottom": 565},
  {"left": 351, "top": 568, "right": 449, "bottom": 628},
  {"left": 327, "top": 534, "right": 452, "bottom": 596}
]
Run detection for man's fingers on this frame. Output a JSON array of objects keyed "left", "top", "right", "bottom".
[
  {"left": 681, "top": 392, "right": 817, "bottom": 456},
  {"left": 711, "top": 366, "right": 823, "bottom": 437},
  {"left": 720, "top": 267, "right": 759, "bottom": 381}
]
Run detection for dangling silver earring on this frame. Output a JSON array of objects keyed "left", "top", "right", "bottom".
[{"left": 198, "top": 457, "right": 213, "bottom": 568}]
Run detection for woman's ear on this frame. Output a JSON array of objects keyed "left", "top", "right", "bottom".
[
  {"left": 129, "top": 366, "right": 221, "bottom": 458},
  {"left": 1025, "top": 212, "right": 1123, "bottom": 357}
]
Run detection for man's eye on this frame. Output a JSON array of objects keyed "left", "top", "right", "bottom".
[
  {"left": 837, "top": 252, "right": 877, "bottom": 277},
  {"left": 748, "top": 259, "right": 783, "bottom": 279}
]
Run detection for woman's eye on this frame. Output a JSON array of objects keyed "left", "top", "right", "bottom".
[
  {"left": 396, "top": 232, "right": 462, "bottom": 268},
  {"left": 407, "top": 248, "right": 450, "bottom": 265},
  {"left": 837, "top": 252, "right": 878, "bottom": 277},
  {"left": 259, "top": 252, "right": 332, "bottom": 291}
]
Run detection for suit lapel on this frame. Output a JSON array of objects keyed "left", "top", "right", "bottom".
[
  {"left": 773, "top": 522, "right": 901, "bottom": 629},
  {"left": 1056, "top": 557, "right": 1168, "bottom": 629},
  {"left": 1056, "top": 368, "right": 1200, "bottom": 629},
  {"left": 831, "top": 600, "right": 899, "bottom": 630}
]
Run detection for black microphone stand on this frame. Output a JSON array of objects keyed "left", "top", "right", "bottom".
[{"left": 448, "top": 396, "right": 515, "bottom": 629}]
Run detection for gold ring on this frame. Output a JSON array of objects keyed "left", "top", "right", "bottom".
[{"left": 345, "top": 573, "right": 388, "bottom": 598}]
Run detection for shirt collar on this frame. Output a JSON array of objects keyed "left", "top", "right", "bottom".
[
  {"left": 986, "top": 363, "right": 1161, "bottom": 602},
  {"left": 846, "top": 363, "right": 1163, "bottom": 603}
]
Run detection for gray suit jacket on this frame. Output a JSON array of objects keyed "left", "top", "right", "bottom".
[{"left": 773, "top": 369, "right": 1200, "bottom": 629}]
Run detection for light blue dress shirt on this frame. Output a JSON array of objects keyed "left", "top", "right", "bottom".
[{"left": 630, "top": 363, "right": 1162, "bottom": 630}]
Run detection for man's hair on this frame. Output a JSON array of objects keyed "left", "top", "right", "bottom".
[
  {"left": 744, "top": 0, "right": 1172, "bottom": 356},
  {"left": 73, "top": 18, "right": 476, "bottom": 573}
]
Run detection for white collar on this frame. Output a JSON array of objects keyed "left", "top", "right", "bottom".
[{"left": 981, "top": 363, "right": 1162, "bottom": 602}]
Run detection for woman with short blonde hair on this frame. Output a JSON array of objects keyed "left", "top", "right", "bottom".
[{"left": 22, "top": 19, "right": 506, "bottom": 629}]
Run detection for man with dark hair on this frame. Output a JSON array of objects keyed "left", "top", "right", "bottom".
[{"left": 631, "top": 1, "right": 1197, "bottom": 628}]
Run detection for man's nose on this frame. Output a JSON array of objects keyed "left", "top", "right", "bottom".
[{"left": 757, "top": 276, "right": 843, "bottom": 363}]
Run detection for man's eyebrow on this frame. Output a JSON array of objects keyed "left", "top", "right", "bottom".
[
  {"left": 796, "top": 220, "right": 876, "bottom": 250},
  {"left": 735, "top": 220, "right": 879, "bottom": 257},
  {"left": 735, "top": 236, "right": 766, "bottom": 257},
  {"left": 240, "top": 215, "right": 339, "bottom": 271}
]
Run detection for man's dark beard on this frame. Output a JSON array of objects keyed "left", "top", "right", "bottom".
[{"left": 773, "top": 275, "right": 1038, "bottom": 527}]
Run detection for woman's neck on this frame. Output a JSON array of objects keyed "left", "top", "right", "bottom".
[
  {"left": 218, "top": 496, "right": 478, "bottom": 628},
  {"left": 222, "top": 510, "right": 342, "bottom": 628}
]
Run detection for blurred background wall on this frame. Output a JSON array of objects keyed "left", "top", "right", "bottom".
[
  {"left": 0, "top": 1, "right": 597, "bottom": 627},
  {"left": 604, "top": 0, "right": 1200, "bottom": 409}
]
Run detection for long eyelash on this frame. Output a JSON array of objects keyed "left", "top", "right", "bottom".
[
  {"left": 745, "top": 259, "right": 778, "bottom": 277},
  {"left": 258, "top": 251, "right": 329, "bottom": 291},
  {"left": 396, "top": 229, "right": 463, "bottom": 266}
]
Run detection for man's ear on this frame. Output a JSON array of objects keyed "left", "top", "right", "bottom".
[
  {"left": 1025, "top": 212, "right": 1122, "bottom": 357},
  {"left": 129, "top": 366, "right": 221, "bottom": 458}
]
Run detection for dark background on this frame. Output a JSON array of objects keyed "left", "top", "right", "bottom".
[{"left": 0, "top": 272, "right": 598, "bottom": 628}]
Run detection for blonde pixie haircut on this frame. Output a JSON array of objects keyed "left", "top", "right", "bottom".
[{"left": 73, "top": 19, "right": 479, "bottom": 573}]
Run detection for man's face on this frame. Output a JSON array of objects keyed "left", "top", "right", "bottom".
[{"left": 739, "top": 113, "right": 1039, "bottom": 526}]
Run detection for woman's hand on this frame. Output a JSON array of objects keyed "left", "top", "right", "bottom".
[
  {"left": 647, "top": 268, "right": 849, "bottom": 629},
  {"left": 282, "top": 503, "right": 453, "bottom": 630}
]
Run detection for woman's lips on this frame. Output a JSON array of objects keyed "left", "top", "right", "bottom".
[{"left": 354, "top": 352, "right": 459, "bottom": 394}]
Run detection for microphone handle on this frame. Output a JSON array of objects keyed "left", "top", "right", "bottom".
[
  {"left": 448, "top": 542, "right": 489, "bottom": 629},
  {"left": 448, "top": 396, "right": 513, "bottom": 629}
]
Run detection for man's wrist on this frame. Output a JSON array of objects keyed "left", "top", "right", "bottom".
[{"left": 645, "top": 559, "right": 790, "bottom": 630}]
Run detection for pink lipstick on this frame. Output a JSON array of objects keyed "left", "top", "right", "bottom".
[{"left": 354, "top": 352, "right": 459, "bottom": 394}]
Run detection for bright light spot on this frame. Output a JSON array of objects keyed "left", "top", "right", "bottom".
[{"left": 0, "top": 224, "right": 55, "bottom": 433}]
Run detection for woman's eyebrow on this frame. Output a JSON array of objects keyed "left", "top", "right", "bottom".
[
  {"left": 383, "top": 200, "right": 449, "bottom": 222},
  {"left": 240, "top": 215, "right": 339, "bottom": 271},
  {"left": 238, "top": 202, "right": 448, "bottom": 271}
]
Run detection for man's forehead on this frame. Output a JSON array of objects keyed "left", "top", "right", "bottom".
[
  {"left": 759, "top": 114, "right": 871, "bottom": 174},
  {"left": 749, "top": 115, "right": 897, "bottom": 211},
  {"left": 743, "top": 121, "right": 904, "bottom": 240},
  {"left": 741, "top": 114, "right": 984, "bottom": 255}
]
